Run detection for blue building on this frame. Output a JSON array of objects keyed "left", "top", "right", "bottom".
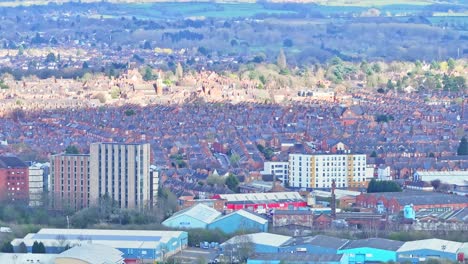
[
  {"left": 163, "top": 204, "right": 268, "bottom": 234},
  {"left": 247, "top": 253, "right": 348, "bottom": 264},
  {"left": 11, "top": 228, "right": 188, "bottom": 262},
  {"left": 221, "top": 233, "right": 292, "bottom": 253},
  {"left": 162, "top": 203, "right": 221, "bottom": 229},
  {"left": 337, "top": 238, "right": 404, "bottom": 263},
  {"left": 397, "top": 239, "right": 463, "bottom": 263},
  {"left": 279, "top": 235, "right": 349, "bottom": 254},
  {"left": 208, "top": 210, "right": 268, "bottom": 234}
]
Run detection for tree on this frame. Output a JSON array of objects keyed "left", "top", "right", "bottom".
[
  {"left": 430, "top": 179, "right": 441, "bottom": 190},
  {"left": 457, "top": 136, "right": 468, "bottom": 156},
  {"left": 447, "top": 58, "right": 456, "bottom": 71},
  {"left": 65, "top": 145, "right": 79, "bottom": 154},
  {"left": 370, "top": 151, "right": 377, "bottom": 158},
  {"left": 37, "top": 242, "right": 46, "bottom": 253},
  {"left": 32, "top": 241, "right": 45, "bottom": 253},
  {"left": 124, "top": 109, "right": 135, "bottom": 116},
  {"left": 143, "top": 66, "right": 154, "bottom": 81},
  {"left": 45, "top": 52, "right": 56, "bottom": 63},
  {"left": 386, "top": 80, "right": 394, "bottom": 90},
  {"left": 225, "top": 174, "right": 240, "bottom": 193},
  {"left": 17, "top": 242, "right": 28, "bottom": 253},
  {"left": 367, "top": 179, "right": 402, "bottom": 193},
  {"left": 1, "top": 242, "right": 13, "bottom": 253},
  {"left": 276, "top": 49, "right": 287, "bottom": 70}
]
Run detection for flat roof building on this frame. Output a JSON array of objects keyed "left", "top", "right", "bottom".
[{"left": 11, "top": 228, "right": 188, "bottom": 262}]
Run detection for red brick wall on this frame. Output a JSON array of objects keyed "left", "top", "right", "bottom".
[
  {"left": 0, "top": 168, "right": 29, "bottom": 202},
  {"left": 51, "top": 155, "right": 90, "bottom": 211}
]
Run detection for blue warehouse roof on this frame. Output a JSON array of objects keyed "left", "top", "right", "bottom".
[
  {"left": 340, "top": 238, "right": 404, "bottom": 251},
  {"left": 281, "top": 235, "right": 349, "bottom": 249}
]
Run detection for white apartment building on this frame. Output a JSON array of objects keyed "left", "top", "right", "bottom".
[
  {"left": 289, "top": 153, "right": 367, "bottom": 189},
  {"left": 28, "top": 165, "right": 44, "bottom": 207},
  {"left": 261, "top": 161, "right": 289, "bottom": 185},
  {"left": 90, "top": 143, "right": 151, "bottom": 209}
]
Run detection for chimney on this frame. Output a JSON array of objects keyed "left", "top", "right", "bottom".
[{"left": 331, "top": 179, "right": 336, "bottom": 219}]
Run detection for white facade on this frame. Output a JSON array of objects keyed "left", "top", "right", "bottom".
[
  {"left": 377, "top": 166, "right": 392, "bottom": 181},
  {"left": 289, "top": 153, "right": 367, "bottom": 189},
  {"left": 413, "top": 171, "right": 468, "bottom": 187},
  {"left": 90, "top": 143, "right": 151, "bottom": 209},
  {"left": 28, "top": 166, "right": 44, "bottom": 207},
  {"left": 261, "top": 162, "right": 289, "bottom": 185}
]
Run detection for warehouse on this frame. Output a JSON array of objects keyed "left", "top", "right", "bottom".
[
  {"left": 0, "top": 244, "right": 124, "bottom": 264},
  {"left": 397, "top": 238, "right": 463, "bottom": 263},
  {"left": 337, "top": 238, "right": 404, "bottom": 263},
  {"left": 247, "top": 253, "right": 348, "bottom": 264},
  {"left": 208, "top": 209, "right": 268, "bottom": 234},
  {"left": 162, "top": 203, "right": 221, "bottom": 229},
  {"left": 11, "top": 228, "right": 187, "bottom": 262},
  {"left": 279, "top": 235, "right": 349, "bottom": 254},
  {"left": 213, "top": 192, "right": 307, "bottom": 213},
  {"left": 162, "top": 204, "right": 268, "bottom": 234},
  {"left": 221, "top": 232, "right": 291, "bottom": 253}
]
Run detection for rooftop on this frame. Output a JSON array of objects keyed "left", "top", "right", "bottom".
[
  {"left": 55, "top": 244, "right": 124, "bottom": 264},
  {"left": 166, "top": 203, "right": 222, "bottom": 224},
  {"left": 0, "top": 156, "right": 27, "bottom": 168},
  {"left": 249, "top": 253, "right": 343, "bottom": 262},
  {"left": 397, "top": 239, "right": 463, "bottom": 253},
  {"left": 218, "top": 192, "right": 304, "bottom": 203},
  {"left": 340, "top": 238, "right": 404, "bottom": 251},
  {"left": 281, "top": 235, "right": 349, "bottom": 249},
  {"left": 223, "top": 232, "right": 292, "bottom": 248}
]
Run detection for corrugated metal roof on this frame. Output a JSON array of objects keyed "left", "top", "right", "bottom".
[
  {"left": 0, "top": 253, "right": 56, "bottom": 264},
  {"left": 167, "top": 203, "right": 222, "bottom": 224},
  {"left": 397, "top": 239, "right": 462, "bottom": 253},
  {"left": 223, "top": 232, "right": 291, "bottom": 248},
  {"left": 56, "top": 244, "right": 123, "bottom": 264},
  {"left": 219, "top": 192, "right": 304, "bottom": 202}
]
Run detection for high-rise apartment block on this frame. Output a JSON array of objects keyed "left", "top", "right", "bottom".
[
  {"left": 90, "top": 143, "right": 151, "bottom": 209},
  {"left": 289, "top": 153, "right": 368, "bottom": 189},
  {"left": 50, "top": 154, "right": 90, "bottom": 211}
]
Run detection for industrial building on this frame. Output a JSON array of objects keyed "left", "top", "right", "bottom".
[
  {"left": 11, "top": 228, "right": 188, "bottom": 262},
  {"left": 279, "top": 235, "right": 349, "bottom": 254},
  {"left": 224, "top": 232, "right": 466, "bottom": 263},
  {"left": 0, "top": 156, "right": 29, "bottom": 203},
  {"left": 288, "top": 153, "right": 368, "bottom": 189},
  {"left": 272, "top": 210, "right": 314, "bottom": 228},
  {"left": 337, "top": 238, "right": 404, "bottom": 263},
  {"left": 0, "top": 244, "right": 124, "bottom": 264},
  {"left": 413, "top": 171, "right": 468, "bottom": 191},
  {"left": 397, "top": 239, "right": 463, "bottom": 263},
  {"left": 162, "top": 204, "right": 268, "bottom": 234},
  {"left": 247, "top": 253, "right": 348, "bottom": 264},
  {"left": 221, "top": 232, "right": 291, "bottom": 253},
  {"left": 162, "top": 203, "right": 222, "bottom": 229},
  {"left": 355, "top": 190, "right": 468, "bottom": 213},
  {"left": 213, "top": 192, "right": 307, "bottom": 213},
  {"left": 208, "top": 209, "right": 268, "bottom": 234}
]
